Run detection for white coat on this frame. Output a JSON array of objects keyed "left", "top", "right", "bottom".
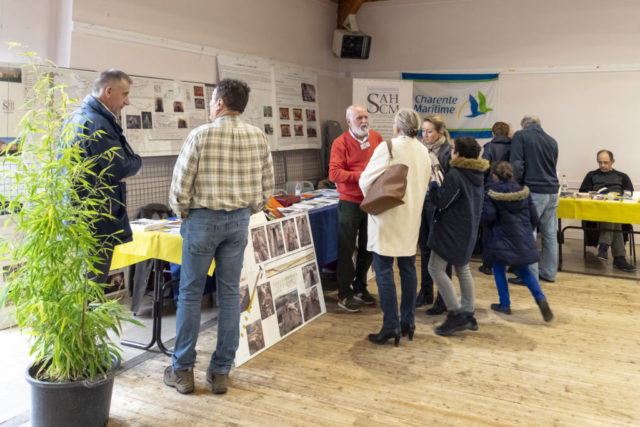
[{"left": 359, "top": 136, "right": 431, "bottom": 257}]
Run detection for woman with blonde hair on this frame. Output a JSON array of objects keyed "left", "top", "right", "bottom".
[
  {"left": 417, "top": 115, "right": 454, "bottom": 315},
  {"left": 359, "top": 109, "right": 431, "bottom": 346}
]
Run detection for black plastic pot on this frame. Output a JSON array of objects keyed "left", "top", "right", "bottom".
[{"left": 25, "top": 354, "right": 121, "bottom": 427}]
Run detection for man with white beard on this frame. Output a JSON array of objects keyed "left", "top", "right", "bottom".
[{"left": 329, "top": 105, "right": 383, "bottom": 312}]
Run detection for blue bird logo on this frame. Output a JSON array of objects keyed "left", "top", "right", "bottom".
[{"left": 463, "top": 91, "right": 493, "bottom": 118}]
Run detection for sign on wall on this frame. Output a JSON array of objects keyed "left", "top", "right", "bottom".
[
  {"left": 352, "top": 79, "right": 413, "bottom": 141},
  {"left": 402, "top": 73, "right": 499, "bottom": 139}
]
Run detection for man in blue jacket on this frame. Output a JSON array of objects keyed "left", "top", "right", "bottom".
[
  {"left": 509, "top": 115, "right": 558, "bottom": 284},
  {"left": 68, "top": 69, "right": 142, "bottom": 284}
]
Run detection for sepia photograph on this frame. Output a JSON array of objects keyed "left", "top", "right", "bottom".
[
  {"left": 280, "top": 124, "right": 291, "bottom": 137},
  {"left": 301, "top": 263, "right": 319, "bottom": 289},
  {"left": 266, "top": 223, "right": 286, "bottom": 257},
  {"left": 251, "top": 227, "right": 270, "bottom": 264},
  {"left": 279, "top": 107, "right": 290, "bottom": 120},
  {"left": 264, "top": 124, "right": 274, "bottom": 135},
  {"left": 264, "top": 106, "right": 272, "bottom": 117},
  {"left": 154, "top": 97, "right": 164, "bottom": 112},
  {"left": 246, "top": 319, "right": 265, "bottom": 356},
  {"left": 177, "top": 118, "right": 188, "bottom": 129},
  {"left": 239, "top": 284, "right": 251, "bottom": 313},
  {"left": 195, "top": 98, "right": 205, "bottom": 109},
  {"left": 294, "top": 125, "right": 304, "bottom": 137},
  {"left": 0, "top": 67, "right": 22, "bottom": 83},
  {"left": 257, "top": 282, "right": 275, "bottom": 320},
  {"left": 307, "top": 126, "right": 317, "bottom": 138},
  {"left": 301, "top": 83, "right": 316, "bottom": 102},
  {"left": 293, "top": 108, "right": 303, "bottom": 121},
  {"left": 173, "top": 101, "right": 184, "bottom": 112},
  {"left": 306, "top": 109, "right": 316, "bottom": 122},
  {"left": 283, "top": 219, "right": 300, "bottom": 252},
  {"left": 193, "top": 86, "right": 204, "bottom": 97},
  {"left": 296, "top": 215, "right": 312, "bottom": 247},
  {"left": 126, "top": 115, "right": 141, "bottom": 129},
  {"left": 301, "top": 286, "right": 322, "bottom": 322},
  {"left": 141, "top": 112, "right": 153, "bottom": 129},
  {"left": 276, "top": 288, "right": 303, "bottom": 337}
]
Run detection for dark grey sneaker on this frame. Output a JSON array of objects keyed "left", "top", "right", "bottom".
[
  {"left": 338, "top": 295, "right": 361, "bottom": 312},
  {"left": 163, "top": 366, "right": 194, "bottom": 394},
  {"left": 465, "top": 311, "right": 478, "bottom": 331},
  {"left": 597, "top": 244, "right": 609, "bottom": 261},
  {"left": 536, "top": 298, "right": 554, "bottom": 322},
  {"left": 206, "top": 369, "right": 229, "bottom": 395},
  {"left": 435, "top": 312, "right": 472, "bottom": 336},
  {"left": 354, "top": 290, "right": 376, "bottom": 305},
  {"left": 613, "top": 257, "right": 636, "bottom": 273}
]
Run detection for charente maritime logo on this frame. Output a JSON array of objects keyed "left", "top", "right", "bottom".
[
  {"left": 461, "top": 91, "right": 493, "bottom": 118},
  {"left": 414, "top": 90, "right": 494, "bottom": 119}
]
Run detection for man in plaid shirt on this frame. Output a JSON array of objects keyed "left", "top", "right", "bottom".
[{"left": 165, "top": 79, "right": 274, "bottom": 395}]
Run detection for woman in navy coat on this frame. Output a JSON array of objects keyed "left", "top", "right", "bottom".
[{"left": 480, "top": 161, "right": 553, "bottom": 322}]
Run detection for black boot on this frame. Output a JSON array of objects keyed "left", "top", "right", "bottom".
[
  {"left": 415, "top": 287, "right": 434, "bottom": 308},
  {"left": 426, "top": 294, "right": 447, "bottom": 315},
  {"left": 435, "top": 311, "right": 472, "bottom": 336},
  {"left": 536, "top": 298, "right": 554, "bottom": 322},
  {"left": 368, "top": 328, "right": 401, "bottom": 347},
  {"left": 400, "top": 322, "right": 415, "bottom": 341}
]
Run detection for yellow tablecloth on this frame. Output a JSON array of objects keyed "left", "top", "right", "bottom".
[
  {"left": 111, "top": 230, "right": 215, "bottom": 275},
  {"left": 558, "top": 199, "right": 640, "bottom": 224}
]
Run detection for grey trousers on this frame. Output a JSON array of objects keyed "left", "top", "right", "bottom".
[
  {"left": 599, "top": 222, "right": 626, "bottom": 258},
  {"left": 428, "top": 251, "right": 475, "bottom": 314}
]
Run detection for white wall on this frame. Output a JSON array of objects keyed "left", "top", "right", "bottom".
[{"left": 0, "top": 0, "right": 53, "bottom": 62}]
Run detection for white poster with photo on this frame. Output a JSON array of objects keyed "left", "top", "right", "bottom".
[
  {"left": 352, "top": 79, "right": 414, "bottom": 141},
  {"left": 274, "top": 65, "right": 321, "bottom": 150},
  {"left": 217, "top": 55, "right": 278, "bottom": 150},
  {"left": 235, "top": 213, "right": 325, "bottom": 367}
]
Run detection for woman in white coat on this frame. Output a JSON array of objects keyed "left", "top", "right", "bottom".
[{"left": 359, "top": 109, "right": 431, "bottom": 346}]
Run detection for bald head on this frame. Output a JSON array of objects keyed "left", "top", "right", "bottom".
[{"left": 346, "top": 104, "right": 369, "bottom": 138}]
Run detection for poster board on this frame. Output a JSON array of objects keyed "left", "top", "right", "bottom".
[{"left": 234, "top": 212, "right": 325, "bottom": 367}]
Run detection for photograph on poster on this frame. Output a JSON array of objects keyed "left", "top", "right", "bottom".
[
  {"left": 0, "top": 67, "right": 22, "bottom": 83},
  {"left": 306, "top": 109, "right": 316, "bottom": 122},
  {"left": 301, "top": 286, "right": 322, "bottom": 322},
  {"left": 246, "top": 319, "right": 266, "bottom": 356},
  {"left": 257, "top": 282, "right": 275, "bottom": 320},
  {"left": 265, "top": 249, "right": 315, "bottom": 278},
  {"left": 105, "top": 271, "right": 125, "bottom": 294},
  {"left": 173, "top": 101, "right": 184, "bottom": 112},
  {"left": 279, "top": 108, "right": 290, "bottom": 120},
  {"left": 276, "top": 288, "right": 303, "bottom": 337},
  {"left": 0, "top": 138, "right": 20, "bottom": 156},
  {"left": 194, "top": 86, "right": 204, "bottom": 97},
  {"left": 264, "top": 124, "right": 274, "bottom": 135},
  {"left": 178, "top": 118, "right": 188, "bottom": 129},
  {"left": 280, "top": 125, "right": 291, "bottom": 137},
  {"left": 264, "top": 106, "right": 272, "bottom": 117},
  {"left": 307, "top": 126, "right": 317, "bottom": 138},
  {"left": 295, "top": 216, "right": 312, "bottom": 247},
  {"left": 283, "top": 219, "right": 300, "bottom": 252},
  {"left": 294, "top": 125, "right": 304, "bottom": 137},
  {"left": 141, "top": 112, "right": 153, "bottom": 129},
  {"left": 251, "top": 227, "right": 270, "bottom": 264},
  {"left": 126, "top": 115, "right": 141, "bottom": 129},
  {"left": 154, "top": 97, "right": 164, "bottom": 112},
  {"left": 301, "top": 263, "right": 319, "bottom": 289},
  {"left": 239, "top": 284, "right": 251, "bottom": 313},
  {"left": 293, "top": 108, "right": 303, "bottom": 121},
  {"left": 266, "top": 223, "right": 286, "bottom": 257},
  {"left": 301, "top": 83, "right": 316, "bottom": 102},
  {"left": 195, "top": 98, "right": 205, "bottom": 109}
]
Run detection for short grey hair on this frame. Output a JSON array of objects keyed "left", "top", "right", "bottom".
[
  {"left": 92, "top": 69, "right": 132, "bottom": 95},
  {"left": 346, "top": 104, "right": 366, "bottom": 120},
  {"left": 521, "top": 115, "right": 541, "bottom": 128},
  {"left": 394, "top": 108, "right": 421, "bottom": 138}
]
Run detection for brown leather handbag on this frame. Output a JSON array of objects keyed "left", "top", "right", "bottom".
[{"left": 360, "top": 140, "right": 409, "bottom": 215}]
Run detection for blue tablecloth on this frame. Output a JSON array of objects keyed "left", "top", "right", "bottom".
[{"left": 308, "top": 204, "right": 338, "bottom": 267}]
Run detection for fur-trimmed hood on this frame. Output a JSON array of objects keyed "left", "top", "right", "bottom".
[
  {"left": 488, "top": 186, "right": 530, "bottom": 201},
  {"left": 450, "top": 157, "right": 490, "bottom": 172}
]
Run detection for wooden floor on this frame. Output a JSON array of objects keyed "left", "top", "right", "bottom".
[{"left": 106, "top": 263, "right": 640, "bottom": 427}]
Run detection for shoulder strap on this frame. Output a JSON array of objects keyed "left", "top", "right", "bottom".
[{"left": 385, "top": 140, "right": 394, "bottom": 160}]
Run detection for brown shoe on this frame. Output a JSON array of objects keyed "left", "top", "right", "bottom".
[
  {"left": 206, "top": 369, "right": 229, "bottom": 394},
  {"left": 163, "top": 366, "right": 194, "bottom": 394}
]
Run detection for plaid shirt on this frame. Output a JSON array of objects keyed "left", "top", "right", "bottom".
[{"left": 170, "top": 115, "right": 275, "bottom": 216}]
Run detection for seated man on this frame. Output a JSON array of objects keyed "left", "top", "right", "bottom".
[{"left": 579, "top": 150, "right": 636, "bottom": 272}]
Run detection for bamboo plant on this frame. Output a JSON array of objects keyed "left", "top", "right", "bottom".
[{"left": 0, "top": 46, "right": 141, "bottom": 382}]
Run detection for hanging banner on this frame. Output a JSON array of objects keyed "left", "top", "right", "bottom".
[
  {"left": 402, "top": 73, "right": 499, "bottom": 139},
  {"left": 352, "top": 79, "right": 413, "bottom": 141}
]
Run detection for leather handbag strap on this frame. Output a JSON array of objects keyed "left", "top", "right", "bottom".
[{"left": 385, "top": 140, "right": 394, "bottom": 161}]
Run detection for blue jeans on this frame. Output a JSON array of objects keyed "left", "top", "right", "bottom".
[
  {"left": 493, "top": 264, "right": 545, "bottom": 306},
  {"left": 529, "top": 193, "right": 559, "bottom": 281},
  {"left": 172, "top": 207, "right": 250, "bottom": 374},
  {"left": 372, "top": 253, "right": 417, "bottom": 329}
]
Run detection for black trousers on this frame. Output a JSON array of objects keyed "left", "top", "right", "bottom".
[
  {"left": 417, "top": 197, "right": 452, "bottom": 297},
  {"left": 337, "top": 200, "right": 373, "bottom": 300}
]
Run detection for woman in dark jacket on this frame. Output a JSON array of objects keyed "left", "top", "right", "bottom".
[{"left": 480, "top": 161, "right": 553, "bottom": 322}]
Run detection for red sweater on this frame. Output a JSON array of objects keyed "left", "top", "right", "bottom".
[{"left": 329, "top": 130, "right": 383, "bottom": 203}]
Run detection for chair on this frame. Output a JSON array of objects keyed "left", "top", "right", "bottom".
[
  {"left": 285, "top": 180, "right": 314, "bottom": 194},
  {"left": 273, "top": 188, "right": 287, "bottom": 196}
]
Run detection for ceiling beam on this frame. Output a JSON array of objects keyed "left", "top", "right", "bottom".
[{"left": 337, "top": 0, "right": 366, "bottom": 29}]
